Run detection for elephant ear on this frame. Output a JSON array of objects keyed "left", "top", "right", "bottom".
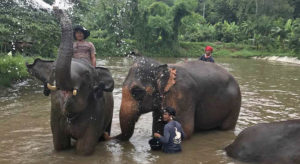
[
  {"left": 95, "top": 67, "right": 114, "bottom": 92},
  {"left": 156, "top": 64, "right": 176, "bottom": 94},
  {"left": 26, "top": 58, "right": 55, "bottom": 83},
  {"left": 26, "top": 58, "right": 55, "bottom": 96}
]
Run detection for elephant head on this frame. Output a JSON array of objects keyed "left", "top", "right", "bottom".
[
  {"left": 118, "top": 57, "right": 176, "bottom": 140},
  {"left": 26, "top": 8, "right": 114, "bottom": 116}
]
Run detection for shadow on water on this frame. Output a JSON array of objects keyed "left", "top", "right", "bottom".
[{"left": 0, "top": 57, "right": 299, "bottom": 164}]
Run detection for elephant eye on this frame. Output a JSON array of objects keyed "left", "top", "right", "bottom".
[{"left": 131, "top": 86, "right": 146, "bottom": 101}]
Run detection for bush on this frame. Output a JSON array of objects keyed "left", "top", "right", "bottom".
[
  {"left": 89, "top": 38, "right": 136, "bottom": 57},
  {"left": 0, "top": 53, "right": 31, "bottom": 86}
]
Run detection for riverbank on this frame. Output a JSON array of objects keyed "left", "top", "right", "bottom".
[
  {"left": 1, "top": 42, "right": 300, "bottom": 87},
  {"left": 179, "top": 42, "right": 300, "bottom": 59},
  {"left": 252, "top": 56, "right": 300, "bottom": 65}
]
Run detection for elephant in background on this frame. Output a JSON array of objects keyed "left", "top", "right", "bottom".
[
  {"left": 26, "top": 8, "right": 114, "bottom": 155},
  {"left": 225, "top": 119, "right": 300, "bottom": 164},
  {"left": 115, "top": 56, "right": 241, "bottom": 141}
]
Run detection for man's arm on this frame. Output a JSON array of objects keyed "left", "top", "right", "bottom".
[
  {"left": 180, "top": 126, "right": 185, "bottom": 140},
  {"left": 158, "top": 126, "right": 170, "bottom": 144},
  {"left": 91, "top": 53, "right": 96, "bottom": 67},
  {"left": 90, "top": 43, "right": 97, "bottom": 67}
]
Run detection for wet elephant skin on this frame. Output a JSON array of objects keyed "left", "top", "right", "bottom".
[{"left": 116, "top": 57, "right": 241, "bottom": 141}]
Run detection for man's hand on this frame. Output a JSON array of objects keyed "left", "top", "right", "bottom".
[{"left": 154, "top": 133, "right": 161, "bottom": 138}]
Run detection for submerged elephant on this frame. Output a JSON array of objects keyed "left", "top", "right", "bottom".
[
  {"left": 225, "top": 120, "right": 300, "bottom": 164},
  {"left": 115, "top": 57, "right": 241, "bottom": 140},
  {"left": 26, "top": 9, "right": 114, "bottom": 155}
]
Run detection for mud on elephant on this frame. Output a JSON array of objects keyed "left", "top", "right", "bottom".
[
  {"left": 115, "top": 57, "right": 241, "bottom": 141},
  {"left": 26, "top": 8, "right": 114, "bottom": 155}
]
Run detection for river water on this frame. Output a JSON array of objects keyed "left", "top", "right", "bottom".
[{"left": 0, "top": 57, "right": 299, "bottom": 164}]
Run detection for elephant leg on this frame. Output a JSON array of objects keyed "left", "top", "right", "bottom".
[
  {"left": 220, "top": 106, "right": 240, "bottom": 130},
  {"left": 51, "top": 109, "right": 71, "bottom": 151},
  {"left": 164, "top": 93, "right": 195, "bottom": 139},
  {"left": 99, "top": 119, "right": 112, "bottom": 141},
  {"left": 220, "top": 86, "right": 241, "bottom": 130},
  {"left": 106, "top": 119, "right": 112, "bottom": 135},
  {"left": 173, "top": 105, "right": 195, "bottom": 139},
  {"left": 76, "top": 126, "right": 98, "bottom": 155},
  {"left": 179, "top": 112, "right": 195, "bottom": 139},
  {"left": 51, "top": 120, "right": 71, "bottom": 151}
]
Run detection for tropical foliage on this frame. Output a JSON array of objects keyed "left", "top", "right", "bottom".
[{"left": 1, "top": 0, "right": 300, "bottom": 57}]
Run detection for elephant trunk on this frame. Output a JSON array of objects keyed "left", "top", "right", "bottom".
[
  {"left": 53, "top": 8, "right": 73, "bottom": 91},
  {"left": 117, "top": 87, "right": 140, "bottom": 141}
]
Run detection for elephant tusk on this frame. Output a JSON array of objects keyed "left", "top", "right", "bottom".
[
  {"left": 73, "top": 89, "right": 77, "bottom": 96},
  {"left": 47, "top": 83, "right": 57, "bottom": 91}
]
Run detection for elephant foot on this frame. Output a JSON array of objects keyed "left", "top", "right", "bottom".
[
  {"left": 76, "top": 138, "right": 97, "bottom": 156},
  {"left": 54, "top": 142, "right": 71, "bottom": 151},
  {"left": 111, "top": 134, "right": 130, "bottom": 141},
  {"left": 52, "top": 132, "right": 71, "bottom": 151},
  {"left": 99, "top": 120, "right": 112, "bottom": 141},
  {"left": 98, "top": 132, "right": 111, "bottom": 141},
  {"left": 103, "top": 132, "right": 111, "bottom": 141},
  {"left": 220, "top": 115, "right": 238, "bottom": 130},
  {"left": 220, "top": 108, "right": 240, "bottom": 130}
]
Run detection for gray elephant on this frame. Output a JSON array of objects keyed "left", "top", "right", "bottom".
[
  {"left": 225, "top": 119, "right": 300, "bottom": 164},
  {"left": 26, "top": 8, "right": 114, "bottom": 155},
  {"left": 115, "top": 57, "right": 241, "bottom": 140}
]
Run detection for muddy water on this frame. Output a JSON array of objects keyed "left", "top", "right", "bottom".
[{"left": 0, "top": 57, "right": 299, "bottom": 164}]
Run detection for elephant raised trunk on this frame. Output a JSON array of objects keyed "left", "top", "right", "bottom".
[
  {"left": 118, "top": 87, "right": 140, "bottom": 140},
  {"left": 53, "top": 8, "right": 73, "bottom": 91}
]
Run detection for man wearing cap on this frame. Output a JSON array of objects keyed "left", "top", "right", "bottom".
[
  {"left": 199, "top": 46, "right": 215, "bottom": 63},
  {"left": 73, "top": 25, "right": 97, "bottom": 67},
  {"left": 154, "top": 107, "right": 185, "bottom": 153}
]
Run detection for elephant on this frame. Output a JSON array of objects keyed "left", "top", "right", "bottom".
[
  {"left": 26, "top": 8, "right": 114, "bottom": 155},
  {"left": 225, "top": 119, "right": 300, "bottom": 164},
  {"left": 115, "top": 56, "right": 241, "bottom": 141}
]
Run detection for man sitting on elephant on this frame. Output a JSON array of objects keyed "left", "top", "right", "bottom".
[
  {"left": 199, "top": 46, "right": 215, "bottom": 63},
  {"left": 73, "top": 25, "right": 97, "bottom": 67},
  {"left": 26, "top": 7, "right": 114, "bottom": 155}
]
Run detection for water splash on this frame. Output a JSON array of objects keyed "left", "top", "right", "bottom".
[
  {"left": 13, "top": 0, "right": 73, "bottom": 11},
  {"left": 52, "top": 0, "right": 73, "bottom": 10}
]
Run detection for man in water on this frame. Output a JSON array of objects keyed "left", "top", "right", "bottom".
[
  {"left": 154, "top": 107, "right": 185, "bottom": 153},
  {"left": 73, "top": 25, "right": 97, "bottom": 67},
  {"left": 199, "top": 46, "right": 215, "bottom": 63}
]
